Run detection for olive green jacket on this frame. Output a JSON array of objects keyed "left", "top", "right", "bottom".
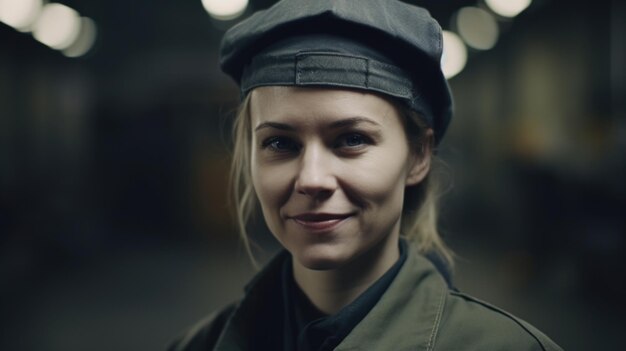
[{"left": 169, "top": 245, "right": 563, "bottom": 350}]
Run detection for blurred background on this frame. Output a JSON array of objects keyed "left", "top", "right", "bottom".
[{"left": 1, "top": 0, "right": 624, "bottom": 350}]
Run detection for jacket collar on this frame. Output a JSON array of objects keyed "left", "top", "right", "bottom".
[
  {"left": 214, "top": 250, "right": 289, "bottom": 350},
  {"left": 215, "top": 244, "right": 449, "bottom": 351},
  {"left": 335, "top": 245, "right": 448, "bottom": 350}
]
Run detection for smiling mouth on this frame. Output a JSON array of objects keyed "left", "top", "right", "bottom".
[{"left": 290, "top": 213, "right": 353, "bottom": 231}]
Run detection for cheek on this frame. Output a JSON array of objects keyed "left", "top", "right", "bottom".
[
  {"left": 251, "top": 157, "right": 294, "bottom": 211},
  {"left": 341, "top": 150, "right": 410, "bottom": 205}
]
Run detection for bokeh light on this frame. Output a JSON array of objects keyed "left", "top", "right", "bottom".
[
  {"left": 201, "top": 0, "right": 248, "bottom": 21},
  {"left": 62, "top": 17, "right": 97, "bottom": 57},
  {"left": 485, "top": 0, "right": 532, "bottom": 18},
  {"left": 441, "top": 30, "right": 467, "bottom": 79},
  {"left": 457, "top": 7, "right": 499, "bottom": 50},
  {"left": 0, "top": 0, "right": 42, "bottom": 31},
  {"left": 32, "top": 3, "right": 81, "bottom": 50}
]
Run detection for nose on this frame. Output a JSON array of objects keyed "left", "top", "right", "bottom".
[{"left": 294, "top": 144, "right": 337, "bottom": 199}]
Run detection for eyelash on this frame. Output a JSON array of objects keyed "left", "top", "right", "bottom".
[
  {"left": 260, "top": 133, "right": 373, "bottom": 154},
  {"left": 335, "top": 133, "right": 372, "bottom": 149},
  {"left": 261, "top": 136, "right": 300, "bottom": 153}
]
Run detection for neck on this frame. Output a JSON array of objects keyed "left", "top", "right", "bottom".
[{"left": 292, "top": 232, "right": 400, "bottom": 315}]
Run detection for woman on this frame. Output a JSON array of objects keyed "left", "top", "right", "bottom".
[{"left": 170, "top": 0, "right": 562, "bottom": 350}]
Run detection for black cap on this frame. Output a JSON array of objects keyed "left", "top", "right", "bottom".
[{"left": 219, "top": 0, "right": 453, "bottom": 143}]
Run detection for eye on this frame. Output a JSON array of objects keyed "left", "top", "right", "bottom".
[
  {"left": 261, "top": 136, "right": 300, "bottom": 153},
  {"left": 335, "top": 133, "right": 371, "bottom": 149}
]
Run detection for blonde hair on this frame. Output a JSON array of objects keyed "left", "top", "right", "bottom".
[
  {"left": 396, "top": 104, "right": 454, "bottom": 268},
  {"left": 229, "top": 93, "right": 454, "bottom": 268}
]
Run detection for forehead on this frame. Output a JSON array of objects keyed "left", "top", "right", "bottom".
[{"left": 249, "top": 86, "right": 402, "bottom": 127}]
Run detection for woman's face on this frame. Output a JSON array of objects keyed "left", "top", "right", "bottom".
[{"left": 249, "top": 86, "right": 429, "bottom": 270}]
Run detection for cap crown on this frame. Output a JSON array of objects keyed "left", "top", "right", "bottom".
[{"left": 219, "top": 0, "right": 453, "bottom": 143}]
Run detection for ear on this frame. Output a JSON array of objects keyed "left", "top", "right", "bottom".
[{"left": 406, "top": 129, "right": 433, "bottom": 186}]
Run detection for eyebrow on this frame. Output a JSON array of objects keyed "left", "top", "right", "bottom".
[
  {"left": 254, "top": 121, "right": 296, "bottom": 132},
  {"left": 254, "top": 116, "right": 381, "bottom": 132},
  {"left": 329, "top": 116, "right": 381, "bottom": 129}
]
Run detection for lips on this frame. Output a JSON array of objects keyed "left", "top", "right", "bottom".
[{"left": 290, "top": 212, "right": 353, "bottom": 231}]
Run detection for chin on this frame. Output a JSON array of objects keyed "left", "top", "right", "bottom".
[
  {"left": 293, "top": 244, "right": 354, "bottom": 271},
  {"left": 298, "top": 258, "right": 341, "bottom": 271}
]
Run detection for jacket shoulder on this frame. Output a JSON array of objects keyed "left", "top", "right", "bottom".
[
  {"left": 435, "top": 291, "right": 562, "bottom": 351},
  {"left": 167, "top": 302, "right": 237, "bottom": 351}
]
